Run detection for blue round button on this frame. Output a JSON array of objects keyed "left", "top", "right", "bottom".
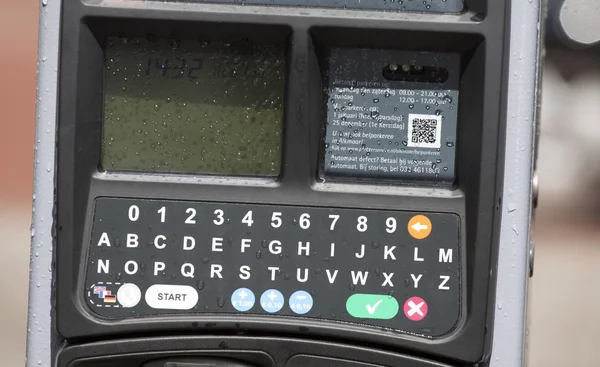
[
  {"left": 289, "top": 290, "right": 313, "bottom": 315},
  {"left": 260, "top": 289, "right": 284, "bottom": 313},
  {"left": 231, "top": 288, "right": 255, "bottom": 312}
]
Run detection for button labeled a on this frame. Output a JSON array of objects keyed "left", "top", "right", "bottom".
[{"left": 407, "top": 215, "right": 432, "bottom": 240}]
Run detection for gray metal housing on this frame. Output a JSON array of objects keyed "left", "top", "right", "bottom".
[{"left": 26, "top": 0, "right": 540, "bottom": 366}]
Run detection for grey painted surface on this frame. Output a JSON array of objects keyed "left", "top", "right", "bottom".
[
  {"left": 489, "top": 0, "right": 541, "bottom": 366},
  {"left": 26, "top": 0, "right": 61, "bottom": 366}
]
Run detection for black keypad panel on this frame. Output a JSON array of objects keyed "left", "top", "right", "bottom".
[{"left": 85, "top": 198, "right": 461, "bottom": 337}]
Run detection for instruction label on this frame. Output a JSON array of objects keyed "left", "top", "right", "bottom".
[{"left": 323, "top": 48, "right": 460, "bottom": 183}]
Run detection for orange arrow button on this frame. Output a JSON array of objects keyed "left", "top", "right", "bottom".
[{"left": 407, "top": 215, "right": 432, "bottom": 240}]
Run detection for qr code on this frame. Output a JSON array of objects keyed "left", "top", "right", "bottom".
[{"left": 407, "top": 114, "right": 443, "bottom": 149}]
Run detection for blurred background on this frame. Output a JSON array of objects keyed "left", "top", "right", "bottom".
[{"left": 2, "top": 1, "right": 600, "bottom": 366}]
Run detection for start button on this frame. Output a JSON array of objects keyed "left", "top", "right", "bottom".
[{"left": 145, "top": 284, "right": 198, "bottom": 310}]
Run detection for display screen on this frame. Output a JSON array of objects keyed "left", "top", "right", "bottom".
[{"left": 102, "top": 37, "right": 285, "bottom": 176}]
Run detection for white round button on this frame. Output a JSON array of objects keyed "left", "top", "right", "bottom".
[{"left": 116, "top": 283, "right": 142, "bottom": 308}]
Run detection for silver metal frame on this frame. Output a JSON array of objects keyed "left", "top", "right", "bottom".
[
  {"left": 26, "top": 0, "right": 541, "bottom": 365},
  {"left": 489, "top": 0, "right": 541, "bottom": 365},
  {"left": 27, "top": 1, "right": 62, "bottom": 366}
]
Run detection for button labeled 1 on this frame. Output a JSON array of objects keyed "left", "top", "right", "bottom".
[{"left": 346, "top": 294, "right": 399, "bottom": 319}]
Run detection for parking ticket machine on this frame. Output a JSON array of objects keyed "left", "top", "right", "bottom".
[{"left": 27, "top": 0, "right": 541, "bottom": 366}]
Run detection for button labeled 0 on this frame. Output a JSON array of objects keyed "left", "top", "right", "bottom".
[{"left": 145, "top": 284, "right": 198, "bottom": 310}]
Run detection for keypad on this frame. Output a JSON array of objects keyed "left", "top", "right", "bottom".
[{"left": 85, "top": 198, "right": 460, "bottom": 337}]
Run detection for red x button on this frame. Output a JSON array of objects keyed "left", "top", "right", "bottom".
[{"left": 404, "top": 296, "right": 428, "bottom": 321}]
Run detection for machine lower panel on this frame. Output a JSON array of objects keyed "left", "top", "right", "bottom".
[
  {"left": 85, "top": 198, "right": 460, "bottom": 337},
  {"left": 58, "top": 336, "right": 457, "bottom": 367}
]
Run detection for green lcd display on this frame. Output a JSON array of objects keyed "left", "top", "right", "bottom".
[{"left": 101, "top": 37, "right": 285, "bottom": 176}]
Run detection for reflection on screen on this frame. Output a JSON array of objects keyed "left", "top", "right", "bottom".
[{"left": 102, "top": 37, "right": 285, "bottom": 176}]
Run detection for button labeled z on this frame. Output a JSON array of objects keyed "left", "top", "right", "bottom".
[{"left": 145, "top": 284, "right": 198, "bottom": 310}]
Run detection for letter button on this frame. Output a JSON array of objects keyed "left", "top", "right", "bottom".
[{"left": 145, "top": 284, "right": 198, "bottom": 310}]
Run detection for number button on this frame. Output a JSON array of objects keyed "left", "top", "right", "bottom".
[
  {"left": 242, "top": 210, "right": 254, "bottom": 227},
  {"left": 386, "top": 217, "right": 397, "bottom": 233},
  {"left": 357, "top": 216, "right": 368, "bottom": 232},
  {"left": 157, "top": 206, "right": 166, "bottom": 223},
  {"left": 299, "top": 213, "right": 310, "bottom": 229},
  {"left": 185, "top": 208, "right": 196, "bottom": 224},
  {"left": 128, "top": 205, "right": 140, "bottom": 221},
  {"left": 328, "top": 214, "right": 340, "bottom": 231},
  {"left": 213, "top": 209, "right": 225, "bottom": 225},
  {"left": 271, "top": 212, "right": 282, "bottom": 228}
]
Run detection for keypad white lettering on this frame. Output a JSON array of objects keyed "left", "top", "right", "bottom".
[
  {"left": 299, "top": 213, "right": 310, "bottom": 229},
  {"left": 181, "top": 263, "right": 195, "bottom": 278},
  {"left": 210, "top": 264, "right": 223, "bottom": 279},
  {"left": 384, "top": 245, "right": 396, "bottom": 260},
  {"left": 86, "top": 199, "right": 460, "bottom": 332},
  {"left": 297, "top": 268, "right": 309, "bottom": 283},
  {"left": 411, "top": 273, "right": 423, "bottom": 288},
  {"left": 183, "top": 236, "right": 195, "bottom": 250},
  {"left": 213, "top": 209, "right": 225, "bottom": 225},
  {"left": 185, "top": 208, "right": 196, "bottom": 224},
  {"left": 241, "top": 239, "right": 251, "bottom": 253},
  {"left": 212, "top": 237, "right": 223, "bottom": 252},
  {"left": 154, "top": 235, "right": 166, "bottom": 249},
  {"left": 242, "top": 210, "right": 254, "bottom": 226},
  {"left": 98, "top": 259, "right": 109, "bottom": 274},
  {"left": 385, "top": 217, "right": 397, "bottom": 233},
  {"left": 357, "top": 216, "right": 368, "bottom": 232},
  {"left": 326, "top": 269, "right": 338, "bottom": 284},
  {"left": 268, "top": 240, "right": 282, "bottom": 255},
  {"left": 154, "top": 262, "right": 165, "bottom": 276},
  {"left": 414, "top": 247, "right": 424, "bottom": 262},
  {"left": 239, "top": 265, "right": 251, "bottom": 280},
  {"left": 328, "top": 214, "right": 340, "bottom": 230},
  {"left": 355, "top": 244, "right": 365, "bottom": 259},
  {"left": 382, "top": 272, "right": 394, "bottom": 287},
  {"left": 439, "top": 275, "right": 450, "bottom": 290},
  {"left": 351, "top": 271, "right": 369, "bottom": 285},
  {"left": 271, "top": 212, "right": 282, "bottom": 228},
  {"left": 126, "top": 233, "right": 139, "bottom": 248},
  {"left": 158, "top": 206, "right": 166, "bottom": 223},
  {"left": 298, "top": 241, "right": 310, "bottom": 256},
  {"left": 128, "top": 205, "right": 140, "bottom": 221},
  {"left": 97, "top": 232, "right": 111, "bottom": 247},
  {"left": 124, "top": 260, "right": 138, "bottom": 275},
  {"left": 439, "top": 248, "right": 453, "bottom": 263},
  {"left": 268, "top": 266, "right": 280, "bottom": 281}
]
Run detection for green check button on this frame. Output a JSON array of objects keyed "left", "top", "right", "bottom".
[{"left": 346, "top": 294, "right": 399, "bottom": 320}]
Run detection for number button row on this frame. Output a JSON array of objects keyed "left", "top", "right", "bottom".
[{"left": 125, "top": 204, "right": 429, "bottom": 236}]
